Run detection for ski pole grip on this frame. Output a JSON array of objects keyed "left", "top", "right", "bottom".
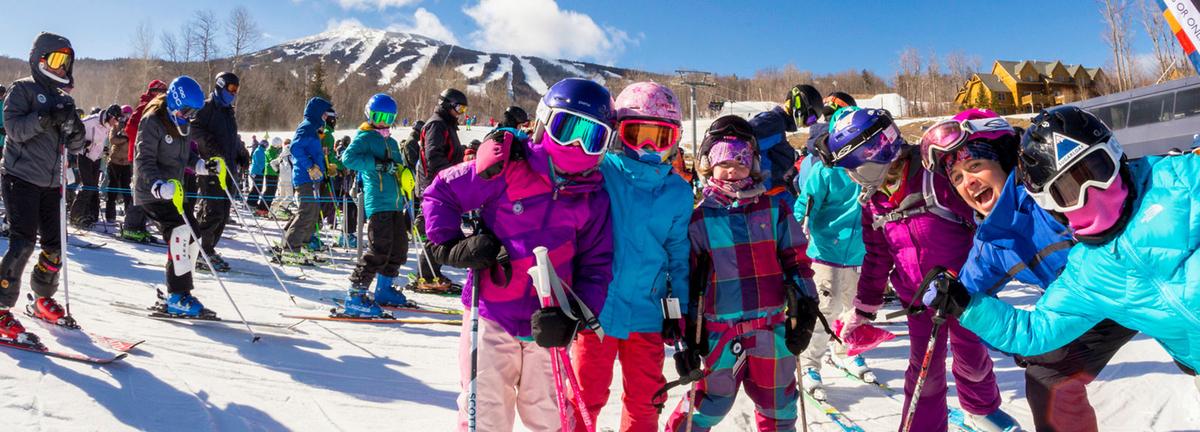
[
  {"left": 210, "top": 157, "right": 228, "bottom": 191},
  {"left": 168, "top": 179, "right": 185, "bottom": 215},
  {"left": 531, "top": 246, "right": 553, "bottom": 303}
]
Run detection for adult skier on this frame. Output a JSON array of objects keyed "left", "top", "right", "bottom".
[
  {"left": 412, "top": 88, "right": 468, "bottom": 294},
  {"left": 0, "top": 32, "right": 86, "bottom": 342},
  {"left": 192, "top": 72, "right": 241, "bottom": 273},
  {"left": 104, "top": 105, "right": 134, "bottom": 224},
  {"left": 568, "top": 82, "right": 693, "bottom": 431},
  {"left": 276, "top": 97, "right": 334, "bottom": 265},
  {"left": 421, "top": 78, "right": 613, "bottom": 431},
  {"left": 68, "top": 103, "right": 121, "bottom": 229},
  {"left": 119, "top": 79, "right": 168, "bottom": 242},
  {"left": 918, "top": 108, "right": 1138, "bottom": 431},
  {"left": 133, "top": 76, "right": 215, "bottom": 317},
  {"left": 338, "top": 93, "right": 414, "bottom": 316},
  {"left": 924, "top": 105, "right": 1200, "bottom": 396}
]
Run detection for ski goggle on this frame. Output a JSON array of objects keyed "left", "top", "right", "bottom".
[
  {"left": 224, "top": 83, "right": 239, "bottom": 94},
  {"left": 828, "top": 121, "right": 902, "bottom": 168},
  {"left": 919, "top": 118, "right": 1013, "bottom": 172},
  {"left": 1026, "top": 144, "right": 1120, "bottom": 213},
  {"left": 453, "top": 104, "right": 468, "bottom": 115},
  {"left": 174, "top": 105, "right": 200, "bottom": 121},
  {"left": 539, "top": 107, "right": 612, "bottom": 155},
  {"left": 43, "top": 49, "right": 73, "bottom": 71},
  {"left": 618, "top": 119, "right": 679, "bottom": 152},
  {"left": 368, "top": 111, "right": 396, "bottom": 127}
]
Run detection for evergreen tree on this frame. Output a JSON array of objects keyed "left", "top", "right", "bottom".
[{"left": 309, "top": 60, "right": 331, "bottom": 101}]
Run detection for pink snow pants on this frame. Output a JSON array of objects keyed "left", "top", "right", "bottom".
[
  {"left": 569, "top": 330, "right": 667, "bottom": 432},
  {"left": 457, "top": 314, "right": 573, "bottom": 432}
]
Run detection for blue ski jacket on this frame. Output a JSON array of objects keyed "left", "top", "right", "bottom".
[
  {"left": 793, "top": 159, "right": 864, "bottom": 267},
  {"left": 596, "top": 153, "right": 693, "bottom": 339},
  {"left": 958, "top": 172, "right": 1074, "bottom": 295},
  {"left": 290, "top": 97, "right": 331, "bottom": 187},
  {"left": 960, "top": 155, "right": 1200, "bottom": 371},
  {"left": 250, "top": 143, "right": 267, "bottom": 176}
]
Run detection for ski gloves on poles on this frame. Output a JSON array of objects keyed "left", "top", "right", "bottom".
[
  {"left": 151, "top": 180, "right": 177, "bottom": 200},
  {"left": 532, "top": 306, "right": 580, "bottom": 348},
  {"left": 40, "top": 97, "right": 77, "bottom": 132},
  {"left": 785, "top": 277, "right": 820, "bottom": 355},
  {"left": 919, "top": 266, "right": 970, "bottom": 319},
  {"left": 427, "top": 232, "right": 502, "bottom": 271}
]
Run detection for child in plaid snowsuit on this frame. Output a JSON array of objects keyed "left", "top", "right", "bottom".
[{"left": 666, "top": 129, "right": 816, "bottom": 432}]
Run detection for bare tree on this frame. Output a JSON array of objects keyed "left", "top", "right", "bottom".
[
  {"left": 1138, "top": 0, "right": 1187, "bottom": 82},
  {"left": 160, "top": 30, "right": 181, "bottom": 63},
  {"left": 1098, "top": 0, "right": 1137, "bottom": 92},
  {"left": 130, "top": 21, "right": 157, "bottom": 90},
  {"left": 226, "top": 6, "right": 262, "bottom": 72},
  {"left": 189, "top": 9, "right": 222, "bottom": 84}
]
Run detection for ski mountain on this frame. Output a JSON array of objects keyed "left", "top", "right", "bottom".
[{"left": 247, "top": 24, "right": 638, "bottom": 100}]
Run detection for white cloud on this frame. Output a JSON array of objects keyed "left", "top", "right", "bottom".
[
  {"left": 336, "top": 0, "right": 420, "bottom": 10},
  {"left": 325, "top": 17, "right": 367, "bottom": 32},
  {"left": 387, "top": 8, "right": 459, "bottom": 44},
  {"left": 462, "top": 0, "right": 635, "bottom": 64}
]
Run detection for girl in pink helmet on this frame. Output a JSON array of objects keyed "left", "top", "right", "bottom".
[{"left": 568, "top": 82, "right": 695, "bottom": 431}]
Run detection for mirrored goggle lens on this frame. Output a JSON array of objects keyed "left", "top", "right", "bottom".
[
  {"left": 547, "top": 111, "right": 610, "bottom": 155},
  {"left": 1045, "top": 149, "right": 1117, "bottom": 210},
  {"left": 44, "top": 50, "right": 72, "bottom": 70},
  {"left": 455, "top": 104, "right": 469, "bottom": 115},
  {"left": 370, "top": 111, "right": 396, "bottom": 126},
  {"left": 178, "top": 106, "right": 200, "bottom": 120},
  {"left": 620, "top": 121, "right": 678, "bottom": 152}
]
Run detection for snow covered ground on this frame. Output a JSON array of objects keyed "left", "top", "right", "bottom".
[{"left": 1, "top": 206, "right": 1198, "bottom": 431}]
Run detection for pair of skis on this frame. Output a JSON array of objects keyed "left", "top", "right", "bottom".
[{"left": 0, "top": 308, "right": 143, "bottom": 365}]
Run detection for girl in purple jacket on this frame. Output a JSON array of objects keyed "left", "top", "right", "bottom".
[
  {"left": 421, "top": 79, "right": 614, "bottom": 432},
  {"left": 813, "top": 108, "right": 1015, "bottom": 432}
]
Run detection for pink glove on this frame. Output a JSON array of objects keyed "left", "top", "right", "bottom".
[{"left": 837, "top": 300, "right": 882, "bottom": 340}]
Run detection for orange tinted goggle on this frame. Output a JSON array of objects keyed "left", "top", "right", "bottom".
[
  {"left": 225, "top": 83, "right": 239, "bottom": 94},
  {"left": 44, "top": 50, "right": 73, "bottom": 70},
  {"left": 619, "top": 119, "right": 680, "bottom": 152}
]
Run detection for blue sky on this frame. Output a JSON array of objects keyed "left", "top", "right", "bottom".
[{"left": 1, "top": 0, "right": 1156, "bottom": 78}]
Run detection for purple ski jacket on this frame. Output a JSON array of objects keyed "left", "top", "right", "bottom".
[
  {"left": 856, "top": 157, "right": 976, "bottom": 308},
  {"left": 422, "top": 139, "right": 614, "bottom": 338}
]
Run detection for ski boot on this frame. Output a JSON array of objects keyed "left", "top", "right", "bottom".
[
  {"left": 25, "top": 295, "right": 77, "bottom": 328},
  {"left": 373, "top": 274, "right": 409, "bottom": 307},
  {"left": 0, "top": 309, "right": 40, "bottom": 346},
  {"left": 272, "top": 245, "right": 314, "bottom": 266},
  {"left": 336, "top": 233, "right": 358, "bottom": 249},
  {"left": 341, "top": 285, "right": 385, "bottom": 318},
  {"left": 157, "top": 293, "right": 217, "bottom": 319},
  {"left": 253, "top": 208, "right": 270, "bottom": 218},
  {"left": 802, "top": 367, "right": 827, "bottom": 401},
  {"left": 408, "top": 277, "right": 451, "bottom": 295},
  {"left": 305, "top": 234, "right": 326, "bottom": 253},
  {"left": 963, "top": 408, "right": 1022, "bottom": 432},
  {"left": 206, "top": 254, "right": 231, "bottom": 273},
  {"left": 120, "top": 228, "right": 152, "bottom": 243},
  {"left": 831, "top": 353, "right": 877, "bottom": 383}
]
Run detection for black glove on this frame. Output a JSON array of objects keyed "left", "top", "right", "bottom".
[
  {"left": 204, "top": 158, "right": 224, "bottom": 174},
  {"left": 426, "top": 232, "right": 502, "bottom": 270},
  {"left": 921, "top": 267, "right": 971, "bottom": 319},
  {"left": 661, "top": 317, "right": 684, "bottom": 345},
  {"left": 531, "top": 307, "right": 579, "bottom": 348},
  {"left": 375, "top": 160, "right": 397, "bottom": 174},
  {"left": 785, "top": 286, "right": 819, "bottom": 355},
  {"left": 50, "top": 100, "right": 77, "bottom": 126},
  {"left": 673, "top": 340, "right": 704, "bottom": 378}
]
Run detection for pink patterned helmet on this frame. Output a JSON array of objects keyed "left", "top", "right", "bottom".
[
  {"left": 919, "top": 108, "right": 1017, "bottom": 176},
  {"left": 614, "top": 82, "right": 682, "bottom": 124}
]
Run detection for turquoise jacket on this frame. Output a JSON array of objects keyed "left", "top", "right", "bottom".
[
  {"left": 793, "top": 158, "right": 864, "bottom": 266},
  {"left": 597, "top": 153, "right": 693, "bottom": 339},
  {"left": 960, "top": 155, "right": 1200, "bottom": 371},
  {"left": 340, "top": 127, "right": 405, "bottom": 218}
]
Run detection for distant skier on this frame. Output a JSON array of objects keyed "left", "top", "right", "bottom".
[
  {"left": 104, "top": 105, "right": 135, "bottom": 225},
  {"left": 421, "top": 78, "right": 614, "bottom": 431},
  {"left": 338, "top": 93, "right": 414, "bottom": 317},
  {"left": 68, "top": 103, "right": 121, "bottom": 229},
  {"left": 132, "top": 76, "right": 216, "bottom": 317},
  {"left": 0, "top": 32, "right": 86, "bottom": 342}
]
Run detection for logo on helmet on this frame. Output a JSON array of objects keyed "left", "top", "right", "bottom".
[{"left": 1051, "top": 132, "right": 1086, "bottom": 169}]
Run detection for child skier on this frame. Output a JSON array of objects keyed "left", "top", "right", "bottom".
[
  {"left": 0, "top": 32, "right": 86, "bottom": 341},
  {"left": 814, "top": 108, "right": 1017, "bottom": 431},
  {"left": 918, "top": 108, "right": 1137, "bottom": 431},
  {"left": 337, "top": 93, "right": 413, "bottom": 316},
  {"left": 665, "top": 115, "right": 819, "bottom": 432},
  {"left": 925, "top": 105, "right": 1200, "bottom": 396},
  {"left": 132, "top": 76, "right": 217, "bottom": 317},
  {"left": 568, "top": 82, "right": 693, "bottom": 431},
  {"left": 276, "top": 97, "right": 334, "bottom": 265},
  {"left": 421, "top": 78, "right": 614, "bottom": 432}
]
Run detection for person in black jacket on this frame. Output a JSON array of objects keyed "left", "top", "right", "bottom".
[
  {"left": 191, "top": 72, "right": 240, "bottom": 272},
  {"left": 411, "top": 88, "right": 467, "bottom": 293},
  {"left": 0, "top": 32, "right": 87, "bottom": 342}
]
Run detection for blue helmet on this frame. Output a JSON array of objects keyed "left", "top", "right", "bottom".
[
  {"left": 818, "top": 108, "right": 904, "bottom": 169},
  {"left": 363, "top": 93, "right": 398, "bottom": 127},
  {"left": 537, "top": 78, "right": 614, "bottom": 125},
  {"left": 166, "top": 76, "right": 204, "bottom": 127}
]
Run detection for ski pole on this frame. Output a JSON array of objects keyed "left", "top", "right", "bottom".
[
  {"left": 168, "top": 179, "right": 261, "bottom": 343},
  {"left": 58, "top": 135, "right": 73, "bottom": 322},
  {"left": 466, "top": 219, "right": 483, "bottom": 432},
  {"left": 529, "top": 246, "right": 595, "bottom": 432},
  {"left": 310, "top": 185, "right": 342, "bottom": 268},
  {"left": 211, "top": 159, "right": 301, "bottom": 305},
  {"left": 355, "top": 182, "right": 365, "bottom": 260},
  {"left": 900, "top": 275, "right": 950, "bottom": 432}
]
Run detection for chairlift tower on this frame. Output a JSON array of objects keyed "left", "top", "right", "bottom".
[{"left": 675, "top": 70, "right": 717, "bottom": 162}]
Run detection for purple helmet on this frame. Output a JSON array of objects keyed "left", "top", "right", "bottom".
[{"left": 818, "top": 108, "right": 904, "bottom": 169}]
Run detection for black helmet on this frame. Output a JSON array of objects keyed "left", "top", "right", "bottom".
[
  {"left": 215, "top": 71, "right": 239, "bottom": 92},
  {"left": 438, "top": 88, "right": 468, "bottom": 114},
  {"left": 101, "top": 104, "right": 122, "bottom": 124},
  {"left": 786, "top": 84, "right": 823, "bottom": 127},
  {"left": 1019, "top": 105, "right": 1124, "bottom": 213},
  {"left": 822, "top": 91, "right": 857, "bottom": 118},
  {"left": 502, "top": 106, "right": 529, "bottom": 126}
]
